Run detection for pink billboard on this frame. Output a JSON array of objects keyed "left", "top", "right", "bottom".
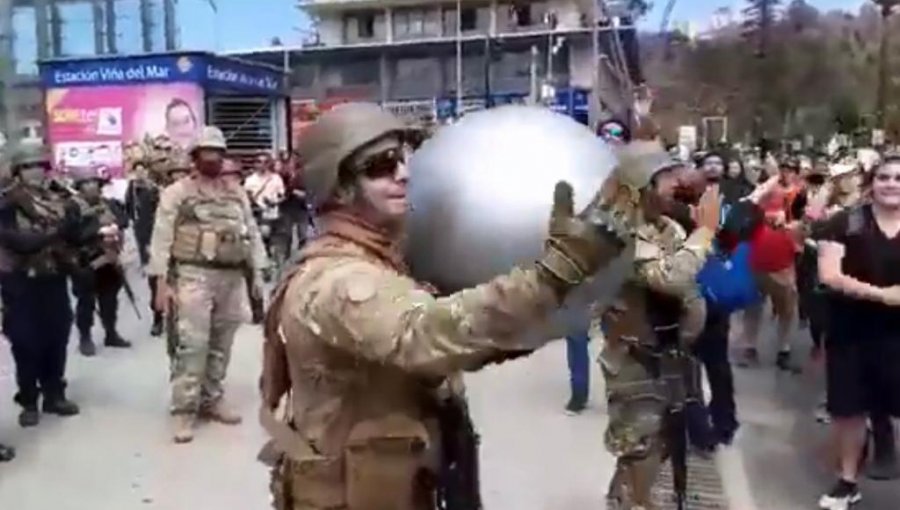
[{"left": 46, "top": 83, "right": 204, "bottom": 177}]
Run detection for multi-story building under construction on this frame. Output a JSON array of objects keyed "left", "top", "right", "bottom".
[
  {"left": 231, "top": 0, "right": 643, "bottom": 127},
  {"left": 0, "top": 0, "right": 180, "bottom": 142}
]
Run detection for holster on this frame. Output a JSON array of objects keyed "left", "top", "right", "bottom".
[{"left": 434, "top": 395, "right": 482, "bottom": 510}]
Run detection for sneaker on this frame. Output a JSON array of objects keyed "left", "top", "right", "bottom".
[
  {"left": 818, "top": 479, "right": 862, "bottom": 510},
  {"left": 736, "top": 347, "right": 759, "bottom": 368},
  {"left": 776, "top": 350, "right": 802, "bottom": 374},
  {"left": 564, "top": 397, "right": 587, "bottom": 416},
  {"left": 815, "top": 403, "right": 832, "bottom": 424}
]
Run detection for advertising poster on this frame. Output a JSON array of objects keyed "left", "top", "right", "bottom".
[
  {"left": 291, "top": 98, "right": 353, "bottom": 148},
  {"left": 46, "top": 83, "right": 204, "bottom": 177}
]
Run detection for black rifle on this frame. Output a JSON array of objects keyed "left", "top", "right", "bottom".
[
  {"left": 244, "top": 264, "right": 265, "bottom": 324},
  {"left": 435, "top": 394, "right": 482, "bottom": 510}
]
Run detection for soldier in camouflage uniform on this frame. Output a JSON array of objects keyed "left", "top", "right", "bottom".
[
  {"left": 148, "top": 127, "right": 267, "bottom": 443},
  {"left": 71, "top": 165, "right": 131, "bottom": 356},
  {"left": 597, "top": 141, "right": 721, "bottom": 510},
  {"left": 0, "top": 144, "right": 96, "bottom": 428},
  {"left": 259, "top": 103, "right": 629, "bottom": 510}
]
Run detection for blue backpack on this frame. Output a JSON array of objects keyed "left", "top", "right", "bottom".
[{"left": 697, "top": 242, "right": 762, "bottom": 314}]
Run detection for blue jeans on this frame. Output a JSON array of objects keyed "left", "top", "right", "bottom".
[{"left": 566, "top": 333, "right": 590, "bottom": 405}]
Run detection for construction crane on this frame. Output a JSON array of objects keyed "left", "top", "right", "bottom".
[
  {"left": 660, "top": 0, "right": 678, "bottom": 32},
  {"left": 660, "top": 0, "right": 678, "bottom": 61}
]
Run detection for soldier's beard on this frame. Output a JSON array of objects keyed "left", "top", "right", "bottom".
[
  {"left": 19, "top": 168, "right": 46, "bottom": 188},
  {"left": 196, "top": 160, "right": 222, "bottom": 177}
]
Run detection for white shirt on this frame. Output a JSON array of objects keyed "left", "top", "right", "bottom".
[{"left": 244, "top": 171, "right": 285, "bottom": 220}]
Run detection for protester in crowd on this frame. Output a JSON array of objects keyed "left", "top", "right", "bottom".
[
  {"left": 721, "top": 155, "right": 755, "bottom": 206},
  {"left": 816, "top": 155, "right": 900, "bottom": 510},
  {"left": 739, "top": 157, "right": 801, "bottom": 371}
]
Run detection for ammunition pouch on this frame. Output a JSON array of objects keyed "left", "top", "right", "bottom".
[
  {"left": 171, "top": 224, "right": 249, "bottom": 268},
  {"left": 345, "top": 414, "right": 430, "bottom": 510}
]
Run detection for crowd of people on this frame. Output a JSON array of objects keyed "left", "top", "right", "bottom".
[{"left": 563, "top": 116, "right": 900, "bottom": 509}]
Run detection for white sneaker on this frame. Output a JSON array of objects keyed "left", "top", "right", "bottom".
[{"left": 818, "top": 480, "right": 862, "bottom": 510}]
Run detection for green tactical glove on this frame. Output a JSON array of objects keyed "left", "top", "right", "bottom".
[{"left": 537, "top": 180, "right": 630, "bottom": 300}]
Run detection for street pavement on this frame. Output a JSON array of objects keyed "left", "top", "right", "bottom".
[{"left": 1, "top": 258, "right": 899, "bottom": 509}]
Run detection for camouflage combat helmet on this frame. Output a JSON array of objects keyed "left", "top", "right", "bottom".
[
  {"left": 69, "top": 165, "right": 108, "bottom": 184},
  {"left": 297, "top": 102, "right": 413, "bottom": 207},
  {"left": 613, "top": 140, "right": 681, "bottom": 190},
  {"left": 10, "top": 143, "right": 52, "bottom": 172},
  {"left": 189, "top": 126, "right": 228, "bottom": 155},
  {"left": 166, "top": 152, "right": 193, "bottom": 178}
]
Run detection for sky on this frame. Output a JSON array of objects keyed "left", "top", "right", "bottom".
[{"left": 11, "top": 0, "right": 871, "bottom": 71}]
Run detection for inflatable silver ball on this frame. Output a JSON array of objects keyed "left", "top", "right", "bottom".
[{"left": 405, "top": 105, "right": 628, "bottom": 341}]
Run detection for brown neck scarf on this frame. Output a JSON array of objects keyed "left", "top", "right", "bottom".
[{"left": 315, "top": 209, "right": 409, "bottom": 274}]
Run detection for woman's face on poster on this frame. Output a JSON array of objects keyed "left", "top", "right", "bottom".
[{"left": 166, "top": 102, "right": 198, "bottom": 149}]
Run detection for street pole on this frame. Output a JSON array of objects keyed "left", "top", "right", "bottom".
[
  {"left": 546, "top": 34, "right": 553, "bottom": 87},
  {"left": 529, "top": 45, "right": 538, "bottom": 104},
  {"left": 876, "top": 0, "right": 897, "bottom": 130},
  {"left": 0, "top": 0, "right": 14, "bottom": 142},
  {"left": 455, "top": 0, "right": 463, "bottom": 118},
  {"left": 590, "top": 0, "right": 600, "bottom": 127}
]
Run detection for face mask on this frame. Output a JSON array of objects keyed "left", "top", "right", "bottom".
[
  {"left": 80, "top": 182, "right": 102, "bottom": 203},
  {"left": 19, "top": 166, "right": 46, "bottom": 188},
  {"left": 806, "top": 175, "right": 826, "bottom": 186},
  {"left": 196, "top": 159, "right": 222, "bottom": 177}
]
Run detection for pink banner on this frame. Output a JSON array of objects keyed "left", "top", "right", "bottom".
[{"left": 46, "top": 83, "right": 204, "bottom": 177}]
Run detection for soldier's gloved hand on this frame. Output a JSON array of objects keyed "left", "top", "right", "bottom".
[{"left": 536, "top": 181, "right": 630, "bottom": 300}]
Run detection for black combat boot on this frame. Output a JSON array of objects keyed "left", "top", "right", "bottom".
[
  {"left": 79, "top": 331, "right": 96, "bottom": 357},
  {"left": 150, "top": 312, "right": 164, "bottom": 337},
  {"left": 43, "top": 396, "right": 80, "bottom": 417},
  {"left": 104, "top": 332, "right": 132, "bottom": 348},
  {"left": 867, "top": 414, "right": 900, "bottom": 480},
  {"left": 0, "top": 443, "right": 14, "bottom": 462},
  {"left": 18, "top": 405, "right": 39, "bottom": 428}
]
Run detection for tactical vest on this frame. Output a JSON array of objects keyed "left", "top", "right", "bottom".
[
  {"left": 12, "top": 186, "right": 70, "bottom": 275},
  {"left": 643, "top": 287, "right": 682, "bottom": 348},
  {"left": 171, "top": 193, "right": 250, "bottom": 268}
]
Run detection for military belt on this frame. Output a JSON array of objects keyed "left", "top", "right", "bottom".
[
  {"left": 173, "top": 258, "right": 245, "bottom": 270},
  {"left": 258, "top": 406, "right": 326, "bottom": 465}
]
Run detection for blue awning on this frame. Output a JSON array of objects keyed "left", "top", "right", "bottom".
[{"left": 39, "top": 51, "right": 288, "bottom": 97}]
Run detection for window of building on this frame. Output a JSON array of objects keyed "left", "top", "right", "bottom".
[
  {"left": 510, "top": 4, "right": 532, "bottom": 27},
  {"left": 395, "top": 9, "right": 427, "bottom": 38},
  {"left": 358, "top": 13, "right": 376, "bottom": 38},
  {"left": 461, "top": 8, "right": 477, "bottom": 31},
  {"left": 341, "top": 59, "right": 379, "bottom": 86}
]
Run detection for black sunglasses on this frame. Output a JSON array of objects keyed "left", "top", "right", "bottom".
[{"left": 356, "top": 146, "right": 409, "bottom": 179}]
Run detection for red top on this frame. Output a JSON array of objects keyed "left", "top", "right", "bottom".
[{"left": 749, "top": 223, "right": 796, "bottom": 273}]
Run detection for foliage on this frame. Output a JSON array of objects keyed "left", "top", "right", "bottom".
[{"left": 643, "top": 2, "right": 900, "bottom": 143}]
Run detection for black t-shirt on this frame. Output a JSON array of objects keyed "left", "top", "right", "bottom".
[{"left": 821, "top": 205, "right": 900, "bottom": 341}]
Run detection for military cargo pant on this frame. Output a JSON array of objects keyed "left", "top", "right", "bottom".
[
  {"left": 599, "top": 341, "right": 669, "bottom": 510},
  {"left": 72, "top": 265, "right": 123, "bottom": 340},
  {"left": 1, "top": 272, "right": 73, "bottom": 407},
  {"left": 170, "top": 265, "right": 248, "bottom": 415}
]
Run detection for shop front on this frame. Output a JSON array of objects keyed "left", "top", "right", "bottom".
[{"left": 39, "top": 51, "right": 288, "bottom": 178}]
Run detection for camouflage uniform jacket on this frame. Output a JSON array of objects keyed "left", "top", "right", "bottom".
[
  {"left": 147, "top": 174, "right": 267, "bottom": 277},
  {"left": 264, "top": 235, "right": 557, "bottom": 503},
  {"left": 596, "top": 216, "right": 713, "bottom": 351}
]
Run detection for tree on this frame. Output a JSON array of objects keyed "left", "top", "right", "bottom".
[{"left": 642, "top": 2, "right": 894, "bottom": 142}]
